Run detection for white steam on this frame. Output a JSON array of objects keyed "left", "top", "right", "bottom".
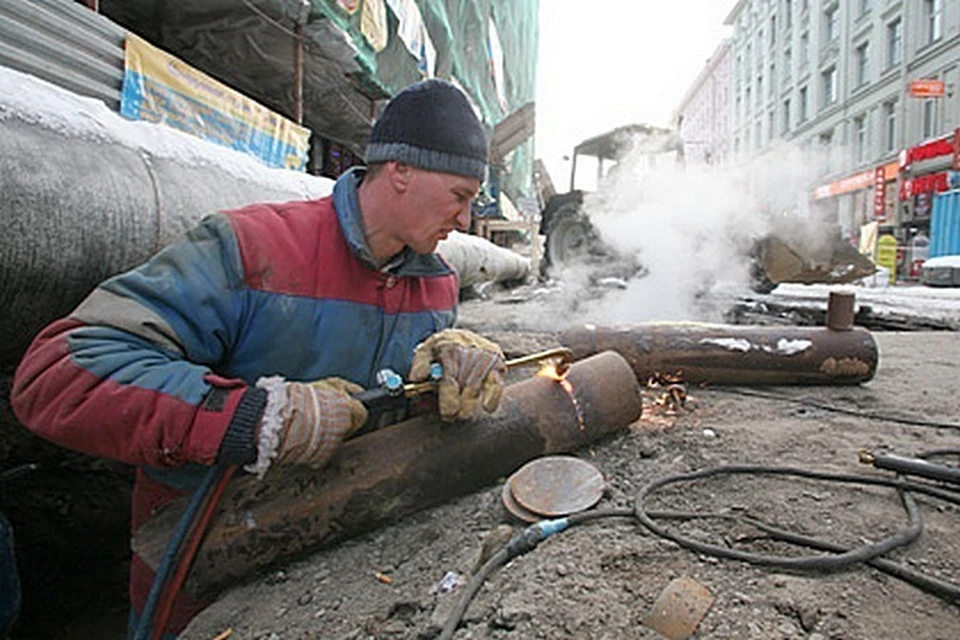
[{"left": 544, "top": 142, "right": 832, "bottom": 325}]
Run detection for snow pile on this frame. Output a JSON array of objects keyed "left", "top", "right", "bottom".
[
  {"left": 0, "top": 65, "right": 333, "bottom": 197},
  {"left": 923, "top": 255, "right": 960, "bottom": 268}
]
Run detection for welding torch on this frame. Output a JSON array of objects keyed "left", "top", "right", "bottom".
[{"left": 352, "top": 347, "right": 573, "bottom": 431}]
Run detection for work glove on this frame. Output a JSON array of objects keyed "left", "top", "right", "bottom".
[
  {"left": 274, "top": 378, "right": 368, "bottom": 468},
  {"left": 409, "top": 329, "right": 507, "bottom": 422}
]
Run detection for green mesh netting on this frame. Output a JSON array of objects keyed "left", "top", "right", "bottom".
[{"left": 310, "top": 0, "right": 538, "bottom": 201}]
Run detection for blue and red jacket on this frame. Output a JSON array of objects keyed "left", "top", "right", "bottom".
[{"left": 10, "top": 168, "right": 458, "bottom": 636}]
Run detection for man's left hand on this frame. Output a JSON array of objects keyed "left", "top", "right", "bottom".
[{"left": 409, "top": 329, "right": 507, "bottom": 421}]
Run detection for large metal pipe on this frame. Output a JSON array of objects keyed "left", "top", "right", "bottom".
[
  {"left": 0, "top": 112, "right": 332, "bottom": 367},
  {"left": 559, "top": 323, "right": 878, "bottom": 386},
  {"left": 132, "top": 351, "right": 642, "bottom": 598}
]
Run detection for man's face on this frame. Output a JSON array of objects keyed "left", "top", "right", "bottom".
[{"left": 397, "top": 167, "right": 481, "bottom": 254}]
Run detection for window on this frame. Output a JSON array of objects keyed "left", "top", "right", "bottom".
[
  {"left": 859, "top": 0, "right": 870, "bottom": 16},
  {"left": 746, "top": 87, "right": 752, "bottom": 113},
  {"left": 783, "top": 48, "right": 792, "bottom": 84},
  {"left": 782, "top": 98, "right": 791, "bottom": 134},
  {"left": 769, "top": 63, "right": 776, "bottom": 96},
  {"left": 768, "top": 110, "right": 775, "bottom": 140},
  {"left": 800, "top": 31, "right": 810, "bottom": 68},
  {"left": 770, "top": 16, "right": 777, "bottom": 45},
  {"left": 818, "top": 129, "right": 834, "bottom": 173},
  {"left": 821, "top": 66, "right": 837, "bottom": 107},
  {"left": 757, "top": 74, "right": 763, "bottom": 105},
  {"left": 799, "top": 86, "right": 809, "bottom": 121},
  {"left": 923, "top": 0, "right": 943, "bottom": 45},
  {"left": 855, "top": 42, "right": 869, "bottom": 87},
  {"left": 922, "top": 99, "right": 938, "bottom": 138},
  {"left": 886, "top": 19, "right": 902, "bottom": 68},
  {"left": 824, "top": 6, "right": 839, "bottom": 42},
  {"left": 756, "top": 121, "right": 763, "bottom": 149},
  {"left": 785, "top": 0, "right": 792, "bottom": 28},
  {"left": 854, "top": 115, "right": 867, "bottom": 163},
  {"left": 884, "top": 100, "right": 897, "bottom": 152}
]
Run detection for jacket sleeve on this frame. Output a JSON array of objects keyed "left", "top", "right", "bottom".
[{"left": 10, "top": 214, "right": 265, "bottom": 469}]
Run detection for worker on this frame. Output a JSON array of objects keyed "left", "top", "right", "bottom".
[{"left": 9, "top": 78, "right": 507, "bottom": 638}]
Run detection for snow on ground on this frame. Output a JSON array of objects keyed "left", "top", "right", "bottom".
[{"left": 766, "top": 282, "right": 960, "bottom": 322}]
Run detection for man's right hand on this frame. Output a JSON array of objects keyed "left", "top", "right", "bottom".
[{"left": 276, "top": 378, "right": 369, "bottom": 468}]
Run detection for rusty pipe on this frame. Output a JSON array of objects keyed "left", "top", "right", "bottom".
[
  {"left": 132, "top": 350, "right": 641, "bottom": 597},
  {"left": 559, "top": 323, "right": 878, "bottom": 386}
]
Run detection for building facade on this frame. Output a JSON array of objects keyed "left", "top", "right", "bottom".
[
  {"left": 674, "top": 40, "right": 733, "bottom": 166},
  {"left": 721, "top": 0, "right": 960, "bottom": 251}
]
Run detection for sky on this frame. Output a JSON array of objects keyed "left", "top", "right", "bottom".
[{"left": 534, "top": 1, "right": 734, "bottom": 188}]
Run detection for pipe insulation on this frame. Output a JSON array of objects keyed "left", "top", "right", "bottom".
[
  {"left": 1, "top": 67, "right": 534, "bottom": 368},
  {"left": 132, "top": 350, "right": 643, "bottom": 598},
  {"left": 437, "top": 231, "right": 532, "bottom": 288},
  {"left": 0, "top": 67, "right": 334, "bottom": 367}
]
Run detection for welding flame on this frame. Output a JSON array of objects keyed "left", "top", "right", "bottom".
[
  {"left": 537, "top": 362, "right": 586, "bottom": 432},
  {"left": 536, "top": 362, "right": 567, "bottom": 382}
]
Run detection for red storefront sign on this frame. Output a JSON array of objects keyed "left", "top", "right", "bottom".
[
  {"left": 954, "top": 128, "right": 960, "bottom": 171},
  {"left": 873, "top": 167, "right": 886, "bottom": 218},
  {"left": 900, "top": 133, "right": 955, "bottom": 169},
  {"left": 899, "top": 172, "right": 950, "bottom": 200}
]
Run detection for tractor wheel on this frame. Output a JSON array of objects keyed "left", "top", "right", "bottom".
[{"left": 542, "top": 202, "right": 594, "bottom": 273}]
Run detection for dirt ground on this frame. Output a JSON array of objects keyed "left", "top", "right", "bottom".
[{"left": 181, "top": 329, "right": 960, "bottom": 640}]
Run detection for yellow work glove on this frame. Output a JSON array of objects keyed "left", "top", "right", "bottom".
[
  {"left": 409, "top": 329, "right": 507, "bottom": 422},
  {"left": 276, "top": 378, "right": 368, "bottom": 468}
]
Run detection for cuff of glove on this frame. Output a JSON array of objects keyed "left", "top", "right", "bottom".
[
  {"left": 216, "top": 386, "right": 268, "bottom": 466},
  {"left": 244, "top": 376, "right": 289, "bottom": 478}
]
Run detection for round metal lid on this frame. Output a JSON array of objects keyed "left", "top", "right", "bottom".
[
  {"left": 501, "top": 479, "right": 541, "bottom": 523},
  {"left": 508, "top": 456, "right": 604, "bottom": 517}
]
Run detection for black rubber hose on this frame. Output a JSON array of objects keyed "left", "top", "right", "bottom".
[
  {"left": 438, "top": 465, "right": 960, "bottom": 637},
  {"left": 633, "top": 465, "right": 923, "bottom": 572},
  {"left": 715, "top": 388, "right": 960, "bottom": 432}
]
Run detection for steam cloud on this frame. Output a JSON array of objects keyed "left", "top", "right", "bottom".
[{"left": 535, "top": 142, "right": 831, "bottom": 327}]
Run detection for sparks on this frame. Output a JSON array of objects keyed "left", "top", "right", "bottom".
[{"left": 537, "top": 363, "right": 586, "bottom": 432}]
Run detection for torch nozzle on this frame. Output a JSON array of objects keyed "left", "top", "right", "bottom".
[{"left": 506, "top": 347, "right": 574, "bottom": 376}]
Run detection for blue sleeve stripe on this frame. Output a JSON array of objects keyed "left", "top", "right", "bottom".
[{"left": 67, "top": 326, "right": 211, "bottom": 405}]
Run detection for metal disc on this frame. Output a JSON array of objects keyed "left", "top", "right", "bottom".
[
  {"left": 508, "top": 456, "right": 604, "bottom": 517},
  {"left": 501, "top": 480, "right": 541, "bottom": 523}
]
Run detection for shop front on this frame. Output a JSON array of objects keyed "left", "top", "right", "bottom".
[
  {"left": 898, "top": 129, "right": 960, "bottom": 277},
  {"left": 812, "top": 160, "right": 899, "bottom": 251}
]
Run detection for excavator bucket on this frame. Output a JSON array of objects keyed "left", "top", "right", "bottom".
[{"left": 757, "top": 226, "right": 877, "bottom": 287}]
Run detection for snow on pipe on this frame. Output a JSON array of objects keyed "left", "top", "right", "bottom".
[
  {"left": 0, "top": 115, "right": 333, "bottom": 368},
  {"left": 132, "top": 351, "right": 642, "bottom": 598}
]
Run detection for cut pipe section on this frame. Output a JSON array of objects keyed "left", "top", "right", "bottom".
[
  {"left": 559, "top": 323, "right": 878, "bottom": 386},
  {"left": 132, "top": 350, "right": 642, "bottom": 598}
]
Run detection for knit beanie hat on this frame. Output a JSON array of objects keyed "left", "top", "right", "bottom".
[{"left": 365, "top": 79, "right": 489, "bottom": 182}]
